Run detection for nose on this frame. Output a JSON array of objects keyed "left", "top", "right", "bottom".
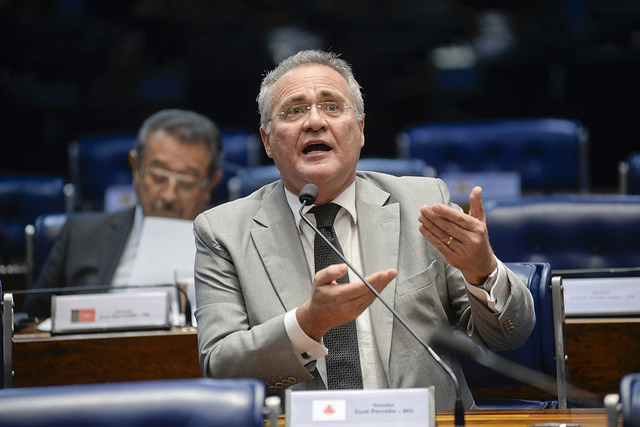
[
  {"left": 160, "top": 177, "right": 180, "bottom": 202},
  {"left": 302, "top": 105, "right": 326, "bottom": 131}
]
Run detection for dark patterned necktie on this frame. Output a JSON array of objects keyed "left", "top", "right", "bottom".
[{"left": 310, "top": 203, "right": 363, "bottom": 389}]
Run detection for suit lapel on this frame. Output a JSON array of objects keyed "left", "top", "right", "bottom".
[
  {"left": 99, "top": 208, "right": 135, "bottom": 284},
  {"left": 251, "top": 183, "right": 313, "bottom": 311},
  {"left": 355, "top": 177, "right": 399, "bottom": 380}
]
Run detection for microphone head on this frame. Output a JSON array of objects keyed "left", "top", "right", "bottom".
[{"left": 299, "top": 184, "right": 319, "bottom": 205}]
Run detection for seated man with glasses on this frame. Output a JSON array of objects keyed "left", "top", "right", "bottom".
[{"left": 21, "top": 109, "right": 223, "bottom": 320}]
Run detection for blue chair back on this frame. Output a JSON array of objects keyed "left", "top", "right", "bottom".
[
  {"left": 357, "top": 157, "right": 436, "bottom": 177},
  {"left": 463, "top": 262, "right": 567, "bottom": 408},
  {"left": 227, "top": 165, "right": 281, "bottom": 200},
  {"left": 0, "top": 378, "right": 265, "bottom": 427},
  {"left": 25, "top": 213, "right": 68, "bottom": 287},
  {"left": 620, "top": 152, "right": 640, "bottom": 195},
  {"left": 621, "top": 373, "right": 640, "bottom": 427},
  {"left": 396, "top": 118, "right": 589, "bottom": 193},
  {"left": 68, "top": 134, "right": 136, "bottom": 211},
  {"left": 485, "top": 194, "right": 640, "bottom": 270},
  {"left": 216, "top": 130, "right": 263, "bottom": 203},
  {"left": 0, "top": 176, "right": 67, "bottom": 263}
]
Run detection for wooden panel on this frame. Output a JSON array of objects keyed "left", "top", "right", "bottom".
[
  {"left": 13, "top": 327, "right": 201, "bottom": 387},
  {"left": 566, "top": 317, "right": 640, "bottom": 396}
]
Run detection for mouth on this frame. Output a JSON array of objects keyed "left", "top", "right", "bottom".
[{"left": 303, "top": 143, "right": 331, "bottom": 155}]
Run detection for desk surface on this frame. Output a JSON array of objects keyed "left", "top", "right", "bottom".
[{"left": 270, "top": 409, "right": 612, "bottom": 426}]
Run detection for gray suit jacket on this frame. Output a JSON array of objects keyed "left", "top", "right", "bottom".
[
  {"left": 194, "top": 172, "right": 535, "bottom": 410},
  {"left": 21, "top": 208, "right": 135, "bottom": 319}
]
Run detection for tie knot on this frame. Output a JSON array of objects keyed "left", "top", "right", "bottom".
[{"left": 310, "top": 203, "right": 341, "bottom": 229}]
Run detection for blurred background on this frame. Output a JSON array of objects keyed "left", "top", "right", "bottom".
[{"left": 2, "top": 0, "right": 639, "bottom": 191}]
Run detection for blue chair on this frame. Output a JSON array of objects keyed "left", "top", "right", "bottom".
[
  {"left": 484, "top": 194, "right": 640, "bottom": 270},
  {"left": 619, "top": 152, "right": 640, "bottom": 195},
  {"left": 24, "top": 213, "right": 68, "bottom": 287},
  {"left": 0, "top": 176, "right": 70, "bottom": 263},
  {"left": 68, "top": 134, "right": 136, "bottom": 211},
  {"left": 620, "top": 373, "right": 640, "bottom": 427},
  {"left": 0, "top": 378, "right": 266, "bottom": 427},
  {"left": 357, "top": 157, "right": 436, "bottom": 177},
  {"left": 216, "top": 130, "right": 263, "bottom": 203},
  {"left": 227, "top": 165, "right": 281, "bottom": 200},
  {"left": 463, "top": 262, "right": 569, "bottom": 409},
  {"left": 396, "top": 118, "right": 590, "bottom": 194}
]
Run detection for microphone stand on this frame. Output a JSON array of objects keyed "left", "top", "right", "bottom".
[{"left": 298, "top": 184, "right": 465, "bottom": 426}]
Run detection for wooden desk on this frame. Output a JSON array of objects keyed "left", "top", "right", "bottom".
[
  {"left": 435, "top": 409, "right": 611, "bottom": 426},
  {"left": 270, "top": 409, "right": 612, "bottom": 426},
  {"left": 13, "top": 317, "right": 639, "bottom": 401},
  {"left": 13, "top": 327, "right": 202, "bottom": 387},
  {"left": 566, "top": 317, "right": 640, "bottom": 396}
]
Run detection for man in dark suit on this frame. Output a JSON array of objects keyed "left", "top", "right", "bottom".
[
  {"left": 193, "top": 50, "right": 536, "bottom": 410},
  {"left": 22, "top": 109, "right": 223, "bottom": 319}
]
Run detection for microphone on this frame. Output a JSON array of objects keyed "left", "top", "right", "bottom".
[{"left": 298, "top": 183, "right": 465, "bottom": 427}]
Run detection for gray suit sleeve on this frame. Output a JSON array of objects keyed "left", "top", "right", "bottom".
[{"left": 193, "top": 213, "right": 315, "bottom": 389}]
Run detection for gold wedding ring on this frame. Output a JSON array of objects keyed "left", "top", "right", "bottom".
[{"left": 445, "top": 236, "right": 453, "bottom": 246}]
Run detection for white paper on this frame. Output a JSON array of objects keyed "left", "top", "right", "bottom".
[
  {"left": 128, "top": 217, "right": 196, "bottom": 325},
  {"left": 563, "top": 276, "right": 640, "bottom": 316}
]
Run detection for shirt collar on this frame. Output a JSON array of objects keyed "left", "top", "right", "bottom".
[{"left": 285, "top": 180, "right": 357, "bottom": 233}]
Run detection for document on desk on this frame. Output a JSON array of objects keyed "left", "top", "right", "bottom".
[{"left": 127, "top": 217, "right": 196, "bottom": 325}]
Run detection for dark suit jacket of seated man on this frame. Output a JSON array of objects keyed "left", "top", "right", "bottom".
[
  {"left": 193, "top": 50, "right": 536, "bottom": 411},
  {"left": 22, "top": 109, "right": 223, "bottom": 319}
]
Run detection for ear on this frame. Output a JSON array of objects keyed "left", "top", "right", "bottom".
[
  {"left": 260, "top": 127, "right": 273, "bottom": 158},
  {"left": 128, "top": 150, "right": 139, "bottom": 178}
]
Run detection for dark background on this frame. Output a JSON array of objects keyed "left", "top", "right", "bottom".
[{"left": 2, "top": 0, "right": 640, "bottom": 192}]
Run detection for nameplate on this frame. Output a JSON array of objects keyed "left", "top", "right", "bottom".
[
  {"left": 440, "top": 171, "right": 521, "bottom": 204},
  {"left": 563, "top": 276, "right": 640, "bottom": 316},
  {"left": 51, "top": 291, "right": 171, "bottom": 334},
  {"left": 285, "top": 387, "right": 434, "bottom": 426}
]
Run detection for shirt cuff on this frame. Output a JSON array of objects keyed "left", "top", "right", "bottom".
[
  {"left": 465, "top": 257, "right": 510, "bottom": 312},
  {"left": 284, "top": 308, "right": 328, "bottom": 366}
]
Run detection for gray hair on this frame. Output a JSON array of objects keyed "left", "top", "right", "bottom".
[
  {"left": 136, "top": 109, "right": 222, "bottom": 177},
  {"left": 257, "top": 50, "right": 364, "bottom": 133}
]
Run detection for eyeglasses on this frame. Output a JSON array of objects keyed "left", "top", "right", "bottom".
[
  {"left": 141, "top": 166, "right": 210, "bottom": 194},
  {"left": 271, "top": 101, "right": 357, "bottom": 123}
]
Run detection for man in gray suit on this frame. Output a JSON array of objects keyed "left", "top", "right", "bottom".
[
  {"left": 194, "top": 50, "right": 535, "bottom": 410},
  {"left": 22, "top": 109, "right": 223, "bottom": 319}
]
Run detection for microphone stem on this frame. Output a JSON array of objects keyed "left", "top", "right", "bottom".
[{"left": 299, "top": 203, "right": 464, "bottom": 424}]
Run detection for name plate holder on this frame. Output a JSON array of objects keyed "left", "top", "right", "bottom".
[
  {"left": 563, "top": 276, "right": 640, "bottom": 316},
  {"left": 51, "top": 291, "right": 171, "bottom": 334},
  {"left": 285, "top": 387, "right": 434, "bottom": 426}
]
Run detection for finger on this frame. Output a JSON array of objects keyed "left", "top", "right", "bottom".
[
  {"left": 468, "top": 186, "right": 486, "bottom": 222},
  {"left": 420, "top": 204, "right": 468, "bottom": 243},
  {"left": 419, "top": 222, "right": 456, "bottom": 252},
  {"left": 363, "top": 268, "right": 397, "bottom": 294},
  {"left": 314, "top": 263, "right": 349, "bottom": 287}
]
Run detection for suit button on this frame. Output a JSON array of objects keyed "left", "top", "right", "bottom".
[{"left": 503, "top": 317, "right": 515, "bottom": 334}]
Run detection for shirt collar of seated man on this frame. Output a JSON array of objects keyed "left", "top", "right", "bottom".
[{"left": 129, "top": 129, "right": 223, "bottom": 221}]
